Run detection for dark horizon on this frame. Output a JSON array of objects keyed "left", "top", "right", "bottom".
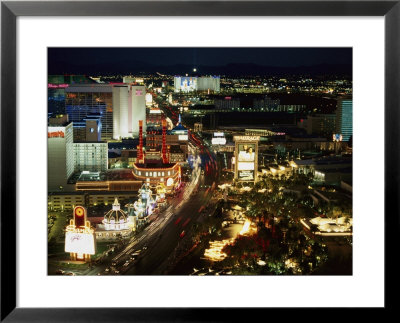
[{"left": 48, "top": 47, "right": 352, "bottom": 76}]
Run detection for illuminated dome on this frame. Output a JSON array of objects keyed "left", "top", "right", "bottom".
[{"left": 103, "top": 198, "right": 129, "bottom": 230}]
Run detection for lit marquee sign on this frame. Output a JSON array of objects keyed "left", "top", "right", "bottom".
[
  {"left": 234, "top": 136, "right": 259, "bottom": 182},
  {"left": 64, "top": 206, "right": 96, "bottom": 259},
  {"left": 234, "top": 136, "right": 260, "bottom": 142},
  {"left": 178, "top": 135, "right": 188, "bottom": 141},
  {"left": 65, "top": 232, "right": 96, "bottom": 255},
  {"left": 238, "top": 143, "right": 255, "bottom": 162},
  {"left": 238, "top": 162, "right": 254, "bottom": 170},
  {"left": 238, "top": 170, "right": 254, "bottom": 181}
]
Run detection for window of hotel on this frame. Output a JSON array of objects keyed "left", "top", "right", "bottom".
[
  {"left": 153, "top": 172, "right": 157, "bottom": 177},
  {"left": 146, "top": 178, "right": 150, "bottom": 182},
  {"left": 146, "top": 172, "right": 148, "bottom": 176},
  {"left": 138, "top": 171, "right": 141, "bottom": 175},
  {"left": 158, "top": 172, "right": 161, "bottom": 176},
  {"left": 162, "top": 172, "right": 165, "bottom": 176},
  {"left": 161, "top": 178, "right": 164, "bottom": 182},
  {"left": 168, "top": 171, "right": 171, "bottom": 176}
]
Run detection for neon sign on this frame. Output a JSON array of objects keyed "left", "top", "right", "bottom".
[
  {"left": 48, "top": 83, "right": 69, "bottom": 89},
  {"left": 48, "top": 131, "right": 65, "bottom": 138},
  {"left": 234, "top": 136, "right": 260, "bottom": 142},
  {"left": 64, "top": 206, "right": 96, "bottom": 258}
]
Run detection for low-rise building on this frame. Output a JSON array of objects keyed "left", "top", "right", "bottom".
[
  {"left": 132, "top": 162, "right": 181, "bottom": 192},
  {"left": 75, "top": 170, "right": 142, "bottom": 192},
  {"left": 95, "top": 198, "right": 132, "bottom": 240},
  {"left": 169, "top": 145, "right": 186, "bottom": 163},
  {"left": 48, "top": 191, "right": 138, "bottom": 210}
]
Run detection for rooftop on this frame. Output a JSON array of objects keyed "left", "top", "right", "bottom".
[
  {"left": 134, "top": 162, "right": 177, "bottom": 169},
  {"left": 76, "top": 169, "right": 136, "bottom": 182}
]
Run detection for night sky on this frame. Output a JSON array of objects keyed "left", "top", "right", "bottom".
[{"left": 48, "top": 48, "right": 352, "bottom": 75}]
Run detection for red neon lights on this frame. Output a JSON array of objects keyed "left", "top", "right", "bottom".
[
  {"left": 48, "top": 83, "right": 69, "bottom": 89},
  {"left": 74, "top": 206, "right": 86, "bottom": 228},
  {"left": 162, "top": 120, "right": 169, "bottom": 164},
  {"left": 137, "top": 120, "right": 144, "bottom": 163},
  {"left": 48, "top": 131, "right": 65, "bottom": 138}
]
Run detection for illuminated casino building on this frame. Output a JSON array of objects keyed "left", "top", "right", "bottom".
[
  {"left": 75, "top": 169, "right": 142, "bottom": 192},
  {"left": 65, "top": 83, "right": 147, "bottom": 141},
  {"left": 65, "top": 206, "right": 96, "bottom": 262},
  {"left": 48, "top": 121, "right": 74, "bottom": 191},
  {"left": 132, "top": 162, "right": 181, "bottom": 192},
  {"left": 146, "top": 115, "right": 189, "bottom": 158},
  {"left": 336, "top": 97, "right": 353, "bottom": 142},
  {"left": 155, "top": 183, "right": 167, "bottom": 206},
  {"left": 145, "top": 93, "right": 153, "bottom": 107},
  {"left": 130, "top": 85, "right": 147, "bottom": 136},
  {"left": 126, "top": 184, "right": 158, "bottom": 228},
  {"left": 112, "top": 84, "right": 146, "bottom": 139},
  {"left": 174, "top": 76, "right": 220, "bottom": 93},
  {"left": 95, "top": 198, "right": 132, "bottom": 240},
  {"left": 146, "top": 108, "right": 165, "bottom": 129},
  {"left": 48, "top": 75, "right": 95, "bottom": 115},
  {"left": 132, "top": 120, "right": 182, "bottom": 192},
  {"left": 65, "top": 84, "right": 114, "bottom": 140}
]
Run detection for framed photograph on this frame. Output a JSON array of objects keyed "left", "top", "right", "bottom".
[{"left": 1, "top": 0, "right": 397, "bottom": 321}]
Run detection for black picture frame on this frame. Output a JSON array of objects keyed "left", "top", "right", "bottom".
[{"left": 1, "top": 0, "right": 398, "bottom": 321}]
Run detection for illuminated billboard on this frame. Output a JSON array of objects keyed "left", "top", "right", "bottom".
[
  {"left": 178, "top": 135, "right": 188, "bottom": 141},
  {"left": 212, "top": 137, "right": 226, "bottom": 145},
  {"left": 234, "top": 136, "right": 259, "bottom": 183},
  {"left": 238, "top": 143, "right": 255, "bottom": 162},
  {"left": 212, "top": 132, "right": 226, "bottom": 145},
  {"left": 64, "top": 206, "right": 96, "bottom": 261},
  {"left": 65, "top": 232, "right": 96, "bottom": 255},
  {"left": 238, "top": 170, "right": 254, "bottom": 181},
  {"left": 238, "top": 162, "right": 254, "bottom": 170}
]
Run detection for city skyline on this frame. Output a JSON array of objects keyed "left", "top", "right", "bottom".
[{"left": 48, "top": 47, "right": 353, "bottom": 277}]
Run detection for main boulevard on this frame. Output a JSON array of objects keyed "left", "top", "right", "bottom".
[{"left": 79, "top": 132, "right": 220, "bottom": 276}]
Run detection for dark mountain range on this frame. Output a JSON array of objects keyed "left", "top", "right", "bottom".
[{"left": 48, "top": 60, "right": 351, "bottom": 77}]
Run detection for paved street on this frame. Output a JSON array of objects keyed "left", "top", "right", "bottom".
[{"left": 92, "top": 132, "right": 220, "bottom": 276}]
